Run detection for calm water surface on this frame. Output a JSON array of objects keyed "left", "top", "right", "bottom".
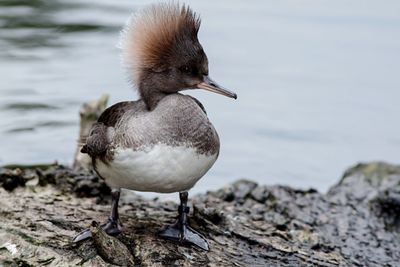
[{"left": 1, "top": 0, "right": 400, "bottom": 194}]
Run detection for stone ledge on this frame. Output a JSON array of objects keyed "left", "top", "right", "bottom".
[{"left": 0, "top": 162, "right": 399, "bottom": 266}]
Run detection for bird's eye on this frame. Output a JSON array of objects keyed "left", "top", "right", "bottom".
[{"left": 181, "top": 66, "right": 192, "bottom": 74}]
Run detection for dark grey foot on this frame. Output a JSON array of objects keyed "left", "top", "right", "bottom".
[
  {"left": 73, "top": 189, "right": 122, "bottom": 243},
  {"left": 72, "top": 218, "right": 122, "bottom": 242},
  {"left": 159, "top": 191, "right": 209, "bottom": 251},
  {"left": 159, "top": 219, "right": 209, "bottom": 251}
]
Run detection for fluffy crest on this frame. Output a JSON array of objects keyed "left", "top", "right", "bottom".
[{"left": 120, "top": 2, "right": 201, "bottom": 85}]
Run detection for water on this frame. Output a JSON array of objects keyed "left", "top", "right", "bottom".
[{"left": 1, "top": 0, "right": 400, "bottom": 194}]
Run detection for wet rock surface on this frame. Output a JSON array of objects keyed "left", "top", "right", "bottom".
[{"left": 0, "top": 162, "right": 399, "bottom": 266}]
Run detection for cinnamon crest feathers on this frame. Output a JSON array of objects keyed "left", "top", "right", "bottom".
[{"left": 120, "top": 2, "right": 201, "bottom": 86}]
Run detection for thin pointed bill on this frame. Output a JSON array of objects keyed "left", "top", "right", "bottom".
[{"left": 196, "top": 76, "right": 237, "bottom": 99}]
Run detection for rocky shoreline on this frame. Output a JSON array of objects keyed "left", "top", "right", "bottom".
[{"left": 0, "top": 162, "right": 399, "bottom": 266}]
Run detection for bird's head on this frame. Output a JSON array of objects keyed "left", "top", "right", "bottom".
[{"left": 120, "top": 2, "right": 236, "bottom": 110}]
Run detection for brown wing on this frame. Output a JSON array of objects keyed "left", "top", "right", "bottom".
[{"left": 81, "top": 101, "right": 135, "bottom": 158}]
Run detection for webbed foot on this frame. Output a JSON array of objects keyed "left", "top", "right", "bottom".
[
  {"left": 73, "top": 218, "right": 122, "bottom": 242},
  {"left": 158, "top": 192, "right": 209, "bottom": 251},
  {"left": 72, "top": 189, "right": 122, "bottom": 243},
  {"left": 159, "top": 219, "right": 209, "bottom": 251}
]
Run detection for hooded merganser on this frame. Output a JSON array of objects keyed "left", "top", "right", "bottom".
[{"left": 72, "top": 2, "right": 237, "bottom": 251}]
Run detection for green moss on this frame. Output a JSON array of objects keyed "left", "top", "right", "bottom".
[{"left": 341, "top": 162, "right": 400, "bottom": 185}]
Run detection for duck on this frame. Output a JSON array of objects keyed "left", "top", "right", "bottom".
[{"left": 72, "top": 2, "right": 237, "bottom": 251}]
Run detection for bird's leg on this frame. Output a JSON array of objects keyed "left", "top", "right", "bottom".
[
  {"left": 72, "top": 189, "right": 122, "bottom": 242},
  {"left": 158, "top": 191, "right": 209, "bottom": 251}
]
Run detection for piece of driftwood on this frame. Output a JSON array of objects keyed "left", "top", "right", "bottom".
[
  {"left": 0, "top": 162, "right": 399, "bottom": 266},
  {"left": 72, "top": 94, "right": 109, "bottom": 171}
]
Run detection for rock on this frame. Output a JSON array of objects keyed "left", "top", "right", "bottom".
[
  {"left": 90, "top": 221, "right": 136, "bottom": 266},
  {"left": 0, "top": 161, "right": 399, "bottom": 266},
  {"left": 0, "top": 168, "right": 25, "bottom": 191}
]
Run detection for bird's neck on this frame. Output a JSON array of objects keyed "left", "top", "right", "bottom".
[{"left": 138, "top": 81, "right": 168, "bottom": 111}]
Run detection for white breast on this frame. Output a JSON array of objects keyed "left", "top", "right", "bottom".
[{"left": 95, "top": 143, "right": 218, "bottom": 193}]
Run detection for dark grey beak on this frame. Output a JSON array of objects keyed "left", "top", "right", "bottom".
[{"left": 196, "top": 76, "right": 237, "bottom": 99}]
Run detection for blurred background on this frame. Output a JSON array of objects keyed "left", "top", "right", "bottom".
[{"left": 0, "top": 0, "right": 399, "bottom": 194}]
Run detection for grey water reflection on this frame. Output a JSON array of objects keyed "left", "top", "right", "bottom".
[
  {"left": 1, "top": 0, "right": 400, "bottom": 194},
  {"left": 0, "top": 0, "right": 117, "bottom": 56}
]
